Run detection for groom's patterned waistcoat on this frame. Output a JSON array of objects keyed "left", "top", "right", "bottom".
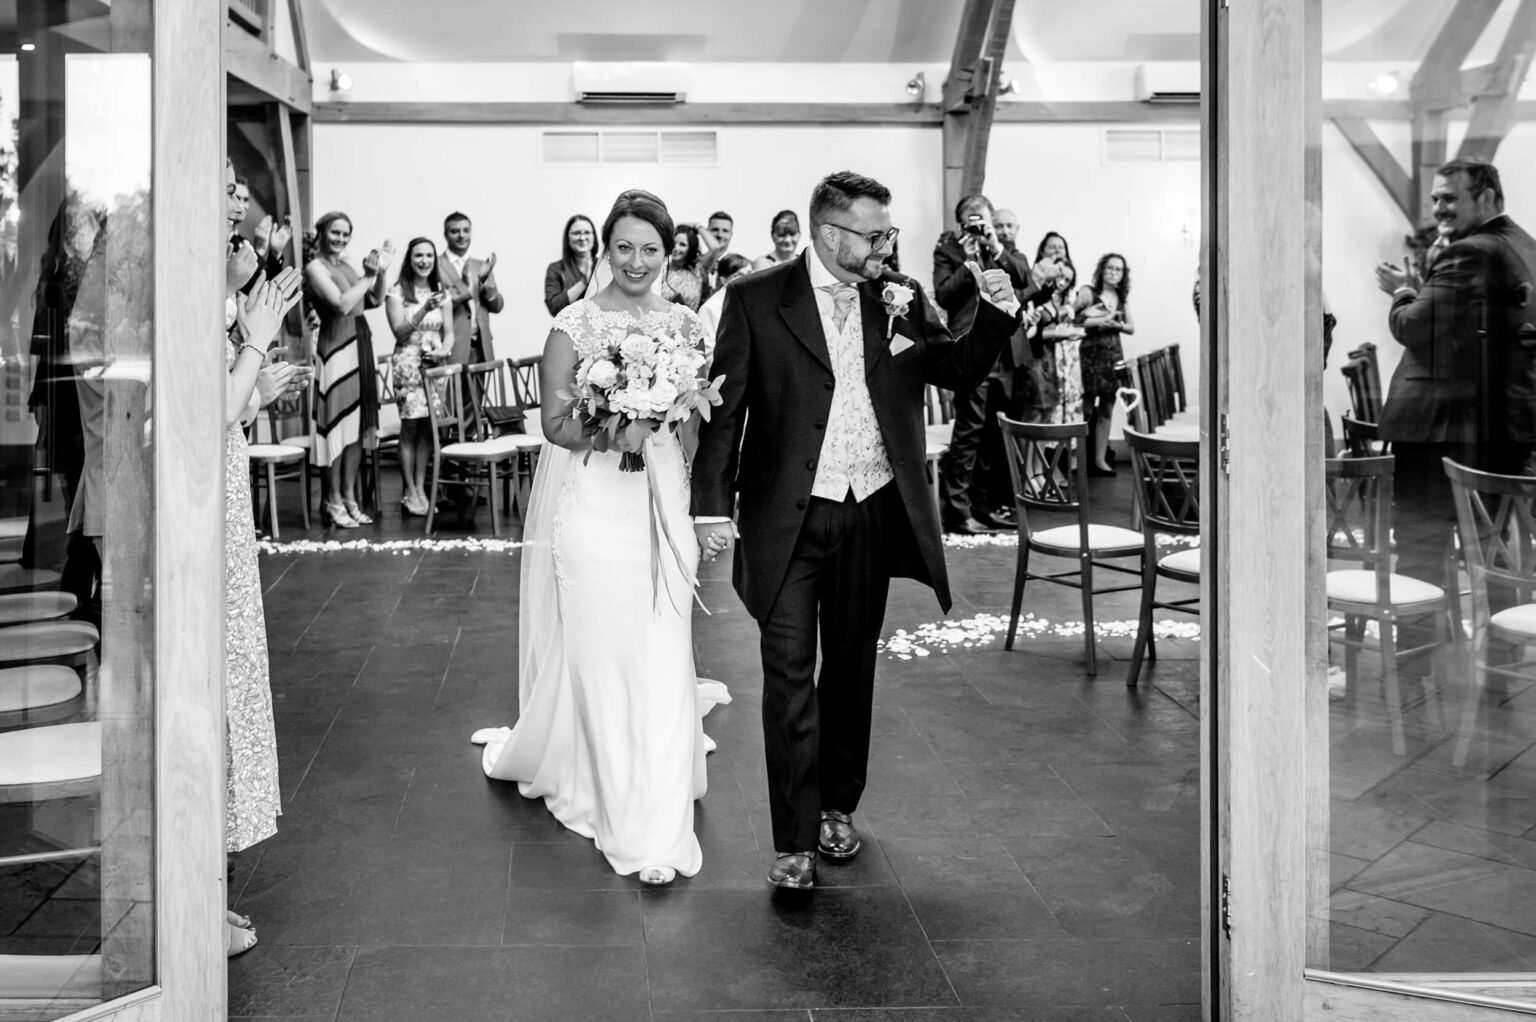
[{"left": 811, "top": 283, "right": 894, "bottom": 501}]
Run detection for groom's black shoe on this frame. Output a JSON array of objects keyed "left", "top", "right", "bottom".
[
  {"left": 767, "top": 851, "right": 817, "bottom": 890},
  {"left": 818, "top": 810, "right": 862, "bottom": 861}
]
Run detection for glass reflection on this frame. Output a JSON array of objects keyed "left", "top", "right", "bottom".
[
  {"left": 0, "top": 3, "right": 155, "bottom": 1018},
  {"left": 1316, "top": 0, "right": 1536, "bottom": 991}
]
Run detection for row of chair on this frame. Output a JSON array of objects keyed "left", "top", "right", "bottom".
[{"left": 1115, "top": 344, "right": 1192, "bottom": 439}]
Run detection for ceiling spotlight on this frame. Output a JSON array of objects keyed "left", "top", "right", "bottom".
[
  {"left": 19, "top": 42, "right": 34, "bottom": 52},
  {"left": 1369, "top": 72, "right": 1400, "bottom": 95},
  {"left": 905, "top": 71, "right": 926, "bottom": 99},
  {"left": 330, "top": 69, "right": 353, "bottom": 93}
]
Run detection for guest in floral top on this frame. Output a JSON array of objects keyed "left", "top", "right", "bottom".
[{"left": 385, "top": 237, "right": 455, "bottom": 515}]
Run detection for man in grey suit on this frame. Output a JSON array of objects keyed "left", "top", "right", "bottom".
[
  {"left": 439, "top": 211, "right": 504, "bottom": 364},
  {"left": 1375, "top": 159, "right": 1536, "bottom": 584}
]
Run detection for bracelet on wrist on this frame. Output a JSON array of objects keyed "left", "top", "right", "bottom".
[{"left": 239, "top": 342, "right": 266, "bottom": 360}]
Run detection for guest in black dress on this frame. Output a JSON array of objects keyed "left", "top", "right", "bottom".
[
  {"left": 1075, "top": 253, "right": 1135, "bottom": 475},
  {"left": 543, "top": 214, "right": 596, "bottom": 316}
]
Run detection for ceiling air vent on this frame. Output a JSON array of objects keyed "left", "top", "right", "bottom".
[
  {"left": 542, "top": 131, "right": 600, "bottom": 165},
  {"left": 660, "top": 131, "right": 718, "bottom": 166},
  {"left": 539, "top": 129, "right": 718, "bottom": 168},
  {"left": 1103, "top": 129, "right": 1164, "bottom": 164},
  {"left": 601, "top": 131, "right": 661, "bottom": 163},
  {"left": 573, "top": 62, "right": 691, "bottom": 104}
]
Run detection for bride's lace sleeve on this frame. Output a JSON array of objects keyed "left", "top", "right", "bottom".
[
  {"left": 675, "top": 305, "right": 708, "bottom": 354},
  {"left": 551, "top": 299, "right": 588, "bottom": 348}
]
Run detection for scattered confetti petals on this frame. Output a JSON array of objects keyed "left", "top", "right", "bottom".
[
  {"left": 259, "top": 537, "right": 526, "bottom": 556},
  {"left": 879, "top": 611, "right": 1201, "bottom": 657}
]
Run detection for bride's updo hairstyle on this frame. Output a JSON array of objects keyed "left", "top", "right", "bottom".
[{"left": 600, "top": 189, "right": 675, "bottom": 257}]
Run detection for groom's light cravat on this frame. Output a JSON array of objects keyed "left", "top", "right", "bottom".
[{"left": 810, "top": 268, "right": 893, "bottom": 502}]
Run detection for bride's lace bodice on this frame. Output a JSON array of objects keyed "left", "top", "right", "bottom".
[{"left": 547, "top": 299, "right": 706, "bottom": 589}]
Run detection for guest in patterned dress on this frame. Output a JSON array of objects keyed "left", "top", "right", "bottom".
[
  {"left": 221, "top": 156, "right": 309, "bottom": 957},
  {"left": 660, "top": 223, "right": 712, "bottom": 311},
  {"left": 1075, "top": 253, "right": 1135, "bottom": 475},
  {"left": 385, "top": 238, "right": 455, "bottom": 516},
  {"left": 304, "top": 211, "right": 393, "bottom": 528},
  {"left": 1036, "top": 261, "right": 1085, "bottom": 424}
]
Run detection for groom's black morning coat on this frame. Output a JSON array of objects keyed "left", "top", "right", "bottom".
[{"left": 691, "top": 251, "right": 1018, "bottom": 620}]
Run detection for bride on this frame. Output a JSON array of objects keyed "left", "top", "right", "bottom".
[{"left": 473, "top": 190, "right": 727, "bottom": 885}]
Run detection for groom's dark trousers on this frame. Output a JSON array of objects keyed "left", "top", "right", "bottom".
[{"left": 692, "top": 251, "right": 1016, "bottom": 856}]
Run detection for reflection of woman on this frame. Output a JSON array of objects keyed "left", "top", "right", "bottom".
[
  {"left": 1076, "top": 253, "right": 1134, "bottom": 475},
  {"left": 305, "top": 211, "right": 392, "bottom": 528},
  {"left": 660, "top": 223, "right": 712, "bottom": 311},
  {"left": 386, "top": 238, "right": 454, "bottom": 516},
  {"left": 221, "top": 160, "right": 308, "bottom": 956},
  {"left": 28, "top": 200, "right": 96, "bottom": 507},
  {"left": 475, "top": 189, "right": 726, "bottom": 887},
  {"left": 543, "top": 214, "right": 596, "bottom": 316},
  {"left": 753, "top": 209, "right": 801, "bottom": 270}
]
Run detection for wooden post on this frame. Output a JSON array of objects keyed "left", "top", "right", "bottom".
[{"left": 1459, "top": 0, "right": 1536, "bottom": 164}]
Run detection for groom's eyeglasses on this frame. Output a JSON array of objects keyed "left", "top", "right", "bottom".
[{"left": 821, "top": 222, "right": 899, "bottom": 251}]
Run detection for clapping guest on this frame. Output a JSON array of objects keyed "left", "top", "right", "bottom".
[
  {"left": 386, "top": 238, "right": 455, "bottom": 516},
  {"left": 305, "top": 211, "right": 392, "bottom": 528},
  {"left": 440, "top": 212, "right": 503, "bottom": 364},
  {"left": 661, "top": 223, "right": 713, "bottom": 311},
  {"left": 753, "top": 209, "right": 801, "bottom": 270},
  {"left": 544, "top": 214, "right": 597, "bottom": 316},
  {"left": 1075, "top": 253, "right": 1135, "bottom": 475}
]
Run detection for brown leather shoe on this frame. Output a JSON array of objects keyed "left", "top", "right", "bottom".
[
  {"left": 767, "top": 851, "right": 817, "bottom": 889},
  {"left": 818, "top": 810, "right": 862, "bottom": 861}
]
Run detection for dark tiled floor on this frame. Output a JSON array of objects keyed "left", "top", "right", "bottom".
[{"left": 221, "top": 465, "right": 1203, "bottom": 1021}]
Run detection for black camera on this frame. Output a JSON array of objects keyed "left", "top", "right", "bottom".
[{"left": 962, "top": 214, "right": 989, "bottom": 237}]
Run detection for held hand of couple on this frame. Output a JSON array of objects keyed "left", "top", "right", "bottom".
[{"left": 693, "top": 521, "right": 736, "bottom": 563}]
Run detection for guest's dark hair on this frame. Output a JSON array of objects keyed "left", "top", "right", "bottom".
[
  {"left": 443, "top": 211, "right": 471, "bottom": 230},
  {"left": 313, "top": 211, "right": 354, "bottom": 257},
  {"left": 560, "top": 214, "right": 597, "bottom": 280},
  {"left": 809, "top": 171, "right": 891, "bottom": 226},
  {"left": 708, "top": 210, "right": 733, "bottom": 225},
  {"left": 234, "top": 175, "right": 250, "bottom": 189},
  {"left": 672, "top": 224, "right": 704, "bottom": 269},
  {"left": 1090, "top": 252, "right": 1131, "bottom": 305},
  {"left": 1033, "top": 231, "right": 1073, "bottom": 266},
  {"left": 953, "top": 193, "right": 992, "bottom": 224},
  {"left": 717, "top": 252, "right": 751, "bottom": 279},
  {"left": 600, "top": 190, "right": 675, "bottom": 260},
  {"left": 770, "top": 209, "right": 800, "bottom": 236},
  {"left": 395, "top": 236, "right": 445, "bottom": 299},
  {"left": 1437, "top": 158, "right": 1504, "bottom": 207}
]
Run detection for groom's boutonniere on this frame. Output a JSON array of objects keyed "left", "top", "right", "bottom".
[{"left": 881, "top": 281, "right": 915, "bottom": 340}]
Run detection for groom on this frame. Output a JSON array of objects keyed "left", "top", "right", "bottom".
[{"left": 692, "top": 171, "right": 1022, "bottom": 889}]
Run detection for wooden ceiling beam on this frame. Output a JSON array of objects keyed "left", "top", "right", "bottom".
[
  {"left": 286, "top": 0, "right": 311, "bottom": 74},
  {"left": 1331, "top": 116, "right": 1416, "bottom": 224},
  {"left": 942, "top": 0, "right": 1016, "bottom": 222},
  {"left": 1459, "top": 0, "right": 1536, "bottom": 163},
  {"left": 225, "top": 16, "right": 312, "bottom": 113},
  {"left": 1410, "top": 0, "right": 1503, "bottom": 107}
]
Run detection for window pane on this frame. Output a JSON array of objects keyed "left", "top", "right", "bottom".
[{"left": 0, "top": 3, "right": 156, "bottom": 1015}]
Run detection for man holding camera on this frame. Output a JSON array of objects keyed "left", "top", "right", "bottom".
[{"left": 933, "top": 194, "right": 1035, "bottom": 533}]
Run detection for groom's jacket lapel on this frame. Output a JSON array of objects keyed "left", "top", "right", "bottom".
[
  {"left": 777, "top": 252, "right": 832, "bottom": 374},
  {"left": 859, "top": 277, "right": 894, "bottom": 381}
]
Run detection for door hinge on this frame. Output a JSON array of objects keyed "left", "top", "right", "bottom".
[
  {"left": 1218, "top": 413, "right": 1231, "bottom": 476},
  {"left": 1221, "top": 874, "right": 1233, "bottom": 937}
]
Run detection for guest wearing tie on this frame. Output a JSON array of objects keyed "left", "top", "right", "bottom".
[
  {"left": 934, "top": 194, "right": 1035, "bottom": 533},
  {"left": 439, "top": 211, "right": 504, "bottom": 364}
]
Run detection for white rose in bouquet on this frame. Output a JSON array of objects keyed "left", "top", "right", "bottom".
[
  {"left": 586, "top": 358, "right": 620, "bottom": 390},
  {"left": 647, "top": 378, "right": 680, "bottom": 415},
  {"left": 620, "top": 333, "right": 657, "bottom": 363}
]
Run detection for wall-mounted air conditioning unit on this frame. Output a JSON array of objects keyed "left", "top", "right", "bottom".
[
  {"left": 1134, "top": 63, "right": 1200, "bottom": 103},
  {"left": 573, "top": 62, "right": 691, "bottom": 104}
]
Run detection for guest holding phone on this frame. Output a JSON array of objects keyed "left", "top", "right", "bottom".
[
  {"left": 385, "top": 238, "right": 454, "bottom": 516},
  {"left": 544, "top": 214, "right": 597, "bottom": 316}
]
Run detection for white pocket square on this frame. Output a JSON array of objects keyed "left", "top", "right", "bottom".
[{"left": 888, "top": 337, "right": 915, "bottom": 356}]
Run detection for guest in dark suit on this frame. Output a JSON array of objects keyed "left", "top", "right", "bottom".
[
  {"left": 934, "top": 194, "right": 1039, "bottom": 533},
  {"left": 691, "top": 171, "right": 1022, "bottom": 890},
  {"left": 544, "top": 214, "right": 597, "bottom": 317},
  {"left": 439, "top": 211, "right": 504, "bottom": 364},
  {"left": 1375, "top": 158, "right": 1536, "bottom": 584}
]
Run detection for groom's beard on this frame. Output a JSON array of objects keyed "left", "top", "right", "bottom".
[{"left": 833, "top": 239, "right": 883, "bottom": 280}]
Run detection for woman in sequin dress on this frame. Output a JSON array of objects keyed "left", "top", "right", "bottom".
[
  {"left": 221, "top": 160, "right": 309, "bottom": 956},
  {"left": 385, "top": 238, "right": 454, "bottom": 516}
]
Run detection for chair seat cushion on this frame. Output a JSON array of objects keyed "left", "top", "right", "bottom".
[
  {"left": 1158, "top": 548, "right": 1202, "bottom": 577},
  {"left": 1490, "top": 604, "right": 1536, "bottom": 639},
  {"left": 443, "top": 436, "right": 539, "bottom": 459},
  {"left": 0, "top": 565, "right": 62, "bottom": 594},
  {"left": 0, "top": 665, "right": 82, "bottom": 712},
  {"left": 0, "top": 620, "right": 99, "bottom": 663},
  {"left": 0, "top": 592, "right": 77, "bottom": 626},
  {"left": 926, "top": 424, "right": 954, "bottom": 446},
  {"left": 247, "top": 443, "right": 307, "bottom": 462},
  {"left": 0, "top": 721, "right": 100, "bottom": 786},
  {"left": 1326, "top": 569, "right": 1444, "bottom": 607},
  {"left": 1151, "top": 422, "right": 1200, "bottom": 442},
  {"left": 925, "top": 440, "right": 948, "bottom": 458},
  {"left": 1032, "top": 523, "right": 1144, "bottom": 553}
]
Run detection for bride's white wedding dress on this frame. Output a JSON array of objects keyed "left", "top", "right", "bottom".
[{"left": 474, "top": 299, "right": 726, "bottom": 879}]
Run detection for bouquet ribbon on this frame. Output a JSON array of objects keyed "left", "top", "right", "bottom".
[{"left": 644, "top": 440, "right": 710, "bottom": 617}]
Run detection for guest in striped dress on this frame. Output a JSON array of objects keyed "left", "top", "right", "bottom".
[{"left": 304, "top": 211, "right": 392, "bottom": 528}]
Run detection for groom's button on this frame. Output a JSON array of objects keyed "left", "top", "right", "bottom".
[
  {"left": 814, "top": 420, "right": 825, "bottom": 430},
  {"left": 796, "top": 500, "right": 807, "bottom": 510},
  {"left": 823, "top": 380, "right": 834, "bottom": 390},
  {"left": 805, "top": 459, "right": 817, "bottom": 471}
]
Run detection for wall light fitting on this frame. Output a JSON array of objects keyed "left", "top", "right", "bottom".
[
  {"left": 330, "top": 69, "right": 353, "bottom": 92},
  {"left": 1369, "top": 72, "right": 1400, "bottom": 95},
  {"left": 19, "top": 42, "right": 34, "bottom": 52},
  {"left": 905, "top": 71, "right": 926, "bottom": 98}
]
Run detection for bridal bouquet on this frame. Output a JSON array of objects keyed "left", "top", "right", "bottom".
[{"left": 557, "top": 323, "right": 724, "bottom": 472}]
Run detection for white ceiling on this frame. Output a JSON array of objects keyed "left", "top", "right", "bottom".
[{"left": 301, "top": 0, "right": 1518, "bottom": 66}]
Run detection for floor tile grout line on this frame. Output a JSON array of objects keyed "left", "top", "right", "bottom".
[
  {"left": 289, "top": 580, "right": 345, "bottom": 651},
  {"left": 1044, "top": 762, "right": 1119, "bottom": 835},
  {"left": 999, "top": 840, "right": 1070, "bottom": 935}
]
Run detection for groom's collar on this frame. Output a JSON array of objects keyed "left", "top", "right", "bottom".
[{"left": 805, "top": 247, "right": 858, "bottom": 290}]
